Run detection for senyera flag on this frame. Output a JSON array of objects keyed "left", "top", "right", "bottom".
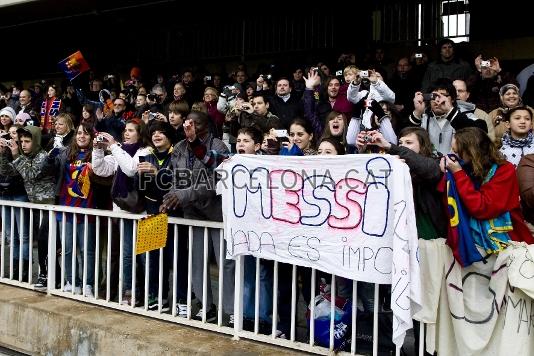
[{"left": 58, "top": 51, "right": 90, "bottom": 81}]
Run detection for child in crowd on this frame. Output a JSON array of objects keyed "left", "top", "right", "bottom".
[
  {"left": 136, "top": 121, "right": 177, "bottom": 312},
  {"left": 320, "top": 111, "right": 348, "bottom": 147},
  {"left": 0, "top": 126, "right": 55, "bottom": 289},
  {"left": 499, "top": 106, "right": 534, "bottom": 167},
  {"left": 445, "top": 127, "right": 534, "bottom": 246},
  {"left": 92, "top": 118, "right": 152, "bottom": 306},
  {"left": 183, "top": 120, "right": 273, "bottom": 329},
  {"left": 167, "top": 100, "right": 189, "bottom": 142},
  {"left": 50, "top": 123, "right": 97, "bottom": 296}
]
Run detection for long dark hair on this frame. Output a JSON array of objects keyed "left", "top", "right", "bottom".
[
  {"left": 321, "top": 111, "right": 347, "bottom": 146},
  {"left": 67, "top": 122, "right": 95, "bottom": 162},
  {"left": 454, "top": 127, "right": 506, "bottom": 180},
  {"left": 290, "top": 117, "right": 316, "bottom": 149},
  {"left": 398, "top": 126, "right": 433, "bottom": 157}
]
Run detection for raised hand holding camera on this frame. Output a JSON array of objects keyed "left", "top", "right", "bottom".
[
  {"left": 413, "top": 91, "right": 426, "bottom": 117},
  {"left": 241, "top": 102, "right": 254, "bottom": 114}
]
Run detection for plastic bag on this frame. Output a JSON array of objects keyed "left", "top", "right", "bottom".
[{"left": 307, "top": 282, "right": 352, "bottom": 350}]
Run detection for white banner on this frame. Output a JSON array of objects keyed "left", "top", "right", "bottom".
[
  {"left": 416, "top": 239, "right": 534, "bottom": 356},
  {"left": 217, "top": 154, "right": 421, "bottom": 346}
]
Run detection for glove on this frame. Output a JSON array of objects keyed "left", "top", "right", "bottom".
[{"left": 369, "top": 100, "right": 387, "bottom": 122}]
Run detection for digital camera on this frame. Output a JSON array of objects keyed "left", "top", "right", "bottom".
[
  {"left": 96, "top": 135, "right": 105, "bottom": 142},
  {"left": 415, "top": 53, "right": 423, "bottom": 58},
  {"left": 149, "top": 112, "right": 158, "bottom": 120},
  {"left": 335, "top": 70, "right": 343, "bottom": 76},
  {"left": 359, "top": 70, "right": 369, "bottom": 78},
  {"left": 422, "top": 93, "right": 438, "bottom": 101},
  {"left": 480, "top": 60, "right": 491, "bottom": 68},
  {"left": 147, "top": 93, "right": 161, "bottom": 103},
  {"left": 204, "top": 75, "right": 212, "bottom": 81}
]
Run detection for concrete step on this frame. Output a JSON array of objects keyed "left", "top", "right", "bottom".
[{"left": 0, "top": 284, "right": 303, "bottom": 355}]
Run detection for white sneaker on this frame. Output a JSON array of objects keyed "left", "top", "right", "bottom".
[
  {"left": 63, "top": 282, "right": 82, "bottom": 295},
  {"left": 63, "top": 282, "right": 73, "bottom": 292},
  {"left": 84, "top": 285, "right": 94, "bottom": 298},
  {"left": 176, "top": 302, "right": 188, "bottom": 318}
]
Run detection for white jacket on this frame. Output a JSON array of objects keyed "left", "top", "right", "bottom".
[
  {"left": 92, "top": 144, "right": 152, "bottom": 212},
  {"left": 347, "top": 80, "right": 395, "bottom": 129}
]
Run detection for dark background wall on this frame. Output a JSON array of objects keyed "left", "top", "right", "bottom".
[{"left": 0, "top": 0, "right": 532, "bottom": 83}]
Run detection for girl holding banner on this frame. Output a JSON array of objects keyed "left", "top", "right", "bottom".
[{"left": 444, "top": 127, "right": 534, "bottom": 265}]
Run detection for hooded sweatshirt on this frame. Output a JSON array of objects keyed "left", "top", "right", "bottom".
[{"left": 0, "top": 126, "right": 55, "bottom": 203}]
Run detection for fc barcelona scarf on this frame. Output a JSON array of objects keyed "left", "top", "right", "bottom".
[
  {"left": 446, "top": 164, "right": 512, "bottom": 267},
  {"left": 445, "top": 169, "right": 483, "bottom": 267},
  {"left": 40, "top": 97, "right": 62, "bottom": 132}
]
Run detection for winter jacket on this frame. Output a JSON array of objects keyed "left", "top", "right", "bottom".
[
  {"left": 388, "top": 145, "right": 447, "bottom": 239},
  {"left": 0, "top": 126, "right": 55, "bottom": 204},
  {"left": 517, "top": 154, "right": 534, "bottom": 225},
  {"left": 409, "top": 107, "right": 488, "bottom": 154},
  {"left": 167, "top": 135, "right": 229, "bottom": 221},
  {"left": 452, "top": 162, "right": 533, "bottom": 244}
]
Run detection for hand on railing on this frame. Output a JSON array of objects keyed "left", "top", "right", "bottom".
[{"left": 162, "top": 191, "right": 180, "bottom": 211}]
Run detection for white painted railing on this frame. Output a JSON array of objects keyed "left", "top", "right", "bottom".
[{"left": 0, "top": 200, "right": 422, "bottom": 355}]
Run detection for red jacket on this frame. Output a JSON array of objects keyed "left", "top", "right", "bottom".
[{"left": 453, "top": 162, "right": 534, "bottom": 244}]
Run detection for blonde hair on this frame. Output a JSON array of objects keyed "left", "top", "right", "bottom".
[
  {"left": 55, "top": 113, "right": 75, "bottom": 131},
  {"left": 343, "top": 65, "right": 359, "bottom": 76}
]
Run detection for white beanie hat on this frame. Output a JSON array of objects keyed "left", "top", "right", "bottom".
[{"left": 0, "top": 107, "right": 16, "bottom": 121}]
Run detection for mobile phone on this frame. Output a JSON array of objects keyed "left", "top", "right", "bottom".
[
  {"left": 138, "top": 156, "right": 146, "bottom": 163},
  {"left": 275, "top": 129, "right": 288, "bottom": 138}
]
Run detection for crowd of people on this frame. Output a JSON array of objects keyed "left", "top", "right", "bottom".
[{"left": 1, "top": 38, "right": 534, "bottom": 345}]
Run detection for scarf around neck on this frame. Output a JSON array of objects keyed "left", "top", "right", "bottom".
[
  {"left": 501, "top": 130, "right": 533, "bottom": 148},
  {"left": 112, "top": 142, "right": 142, "bottom": 198}
]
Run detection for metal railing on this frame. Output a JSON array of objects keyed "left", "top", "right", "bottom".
[{"left": 0, "top": 199, "right": 423, "bottom": 355}]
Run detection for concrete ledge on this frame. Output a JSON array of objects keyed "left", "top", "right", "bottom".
[{"left": 0, "top": 285, "right": 302, "bottom": 355}]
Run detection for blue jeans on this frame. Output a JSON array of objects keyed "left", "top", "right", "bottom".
[
  {"left": 122, "top": 218, "right": 134, "bottom": 291},
  {"left": 62, "top": 221, "right": 96, "bottom": 287},
  {"left": 191, "top": 226, "right": 235, "bottom": 314},
  {"left": 243, "top": 255, "right": 273, "bottom": 322},
  {"left": 1, "top": 195, "right": 30, "bottom": 261}
]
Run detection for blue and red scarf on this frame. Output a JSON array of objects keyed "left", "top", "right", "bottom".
[{"left": 446, "top": 163, "right": 512, "bottom": 267}]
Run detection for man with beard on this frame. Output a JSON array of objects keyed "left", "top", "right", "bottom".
[
  {"left": 409, "top": 78, "right": 487, "bottom": 154},
  {"left": 258, "top": 77, "right": 303, "bottom": 130},
  {"left": 302, "top": 71, "right": 353, "bottom": 138}
]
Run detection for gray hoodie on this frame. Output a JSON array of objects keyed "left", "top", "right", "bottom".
[{"left": 0, "top": 126, "right": 55, "bottom": 203}]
